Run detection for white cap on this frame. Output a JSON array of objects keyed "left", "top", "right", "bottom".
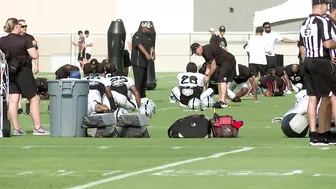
[{"left": 209, "top": 28, "right": 215, "bottom": 32}]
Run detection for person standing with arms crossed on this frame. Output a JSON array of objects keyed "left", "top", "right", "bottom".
[
  {"left": 0, "top": 18, "right": 49, "bottom": 135},
  {"left": 17, "top": 19, "right": 39, "bottom": 115},
  {"left": 130, "top": 21, "right": 155, "bottom": 98},
  {"left": 299, "top": 0, "right": 336, "bottom": 146}
]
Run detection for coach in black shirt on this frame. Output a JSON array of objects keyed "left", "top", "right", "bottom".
[
  {"left": 0, "top": 18, "right": 49, "bottom": 135},
  {"left": 131, "top": 21, "right": 155, "bottom": 98},
  {"left": 190, "top": 43, "right": 236, "bottom": 108},
  {"left": 299, "top": 0, "right": 336, "bottom": 145}
]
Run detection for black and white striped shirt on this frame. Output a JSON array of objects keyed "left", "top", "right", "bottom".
[
  {"left": 324, "top": 15, "right": 336, "bottom": 58},
  {"left": 299, "top": 14, "right": 332, "bottom": 58}
]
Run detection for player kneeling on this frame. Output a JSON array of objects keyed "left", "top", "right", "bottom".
[
  {"left": 103, "top": 71, "right": 141, "bottom": 111},
  {"left": 84, "top": 75, "right": 117, "bottom": 115},
  {"left": 258, "top": 75, "right": 286, "bottom": 97},
  {"left": 170, "top": 62, "right": 213, "bottom": 108}
]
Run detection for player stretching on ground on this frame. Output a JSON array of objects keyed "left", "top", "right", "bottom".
[
  {"left": 83, "top": 75, "right": 117, "bottom": 115},
  {"left": 103, "top": 71, "right": 141, "bottom": 111},
  {"left": 170, "top": 62, "right": 213, "bottom": 107}
]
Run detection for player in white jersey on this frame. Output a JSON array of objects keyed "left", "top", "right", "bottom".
[
  {"left": 171, "top": 62, "right": 213, "bottom": 107},
  {"left": 83, "top": 75, "right": 116, "bottom": 115},
  {"left": 102, "top": 71, "right": 141, "bottom": 111}
]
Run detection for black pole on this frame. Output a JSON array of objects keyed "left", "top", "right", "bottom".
[{"left": 108, "top": 19, "right": 126, "bottom": 72}]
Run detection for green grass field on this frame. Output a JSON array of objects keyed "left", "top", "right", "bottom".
[{"left": 1, "top": 72, "right": 336, "bottom": 189}]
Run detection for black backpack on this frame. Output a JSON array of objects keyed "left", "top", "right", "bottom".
[{"left": 168, "top": 114, "right": 212, "bottom": 138}]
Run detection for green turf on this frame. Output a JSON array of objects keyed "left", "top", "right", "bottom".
[{"left": 0, "top": 72, "right": 335, "bottom": 189}]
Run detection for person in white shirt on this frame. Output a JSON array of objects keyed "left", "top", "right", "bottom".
[
  {"left": 83, "top": 75, "right": 116, "bottom": 115},
  {"left": 102, "top": 71, "right": 141, "bottom": 111},
  {"left": 84, "top": 30, "right": 94, "bottom": 63},
  {"left": 171, "top": 62, "right": 213, "bottom": 107},
  {"left": 245, "top": 26, "right": 272, "bottom": 78},
  {"left": 262, "top": 22, "right": 297, "bottom": 67}
]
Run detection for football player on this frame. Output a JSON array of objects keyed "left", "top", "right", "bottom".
[
  {"left": 284, "top": 63, "right": 304, "bottom": 92},
  {"left": 227, "top": 64, "right": 258, "bottom": 102},
  {"left": 83, "top": 75, "right": 117, "bottom": 115},
  {"left": 267, "top": 64, "right": 292, "bottom": 93},
  {"left": 103, "top": 70, "right": 141, "bottom": 111},
  {"left": 170, "top": 62, "right": 213, "bottom": 107},
  {"left": 83, "top": 58, "right": 105, "bottom": 77},
  {"left": 55, "top": 64, "right": 81, "bottom": 79},
  {"left": 258, "top": 74, "right": 286, "bottom": 97},
  {"left": 102, "top": 59, "right": 116, "bottom": 76}
]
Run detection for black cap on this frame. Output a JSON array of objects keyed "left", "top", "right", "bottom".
[
  {"left": 190, "top": 43, "right": 200, "bottom": 55},
  {"left": 312, "top": 0, "right": 330, "bottom": 5},
  {"left": 90, "top": 58, "right": 98, "bottom": 65},
  {"left": 219, "top": 25, "right": 226, "bottom": 32}
]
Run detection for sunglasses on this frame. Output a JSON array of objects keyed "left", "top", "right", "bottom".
[
  {"left": 264, "top": 26, "right": 271, "bottom": 29},
  {"left": 20, "top": 25, "right": 27, "bottom": 28}
]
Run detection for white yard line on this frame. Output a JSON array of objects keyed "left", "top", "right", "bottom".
[
  {"left": 60, "top": 171, "right": 74, "bottom": 176},
  {"left": 67, "top": 147, "right": 254, "bottom": 189},
  {"left": 0, "top": 145, "right": 331, "bottom": 149},
  {"left": 17, "top": 171, "right": 33, "bottom": 175}
]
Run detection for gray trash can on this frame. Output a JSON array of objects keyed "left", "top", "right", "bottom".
[{"left": 48, "top": 79, "right": 89, "bottom": 137}]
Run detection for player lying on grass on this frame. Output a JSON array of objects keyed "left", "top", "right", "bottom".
[
  {"left": 198, "top": 63, "right": 257, "bottom": 102},
  {"left": 272, "top": 89, "right": 335, "bottom": 145},
  {"left": 103, "top": 71, "right": 141, "bottom": 111},
  {"left": 83, "top": 75, "right": 117, "bottom": 115},
  {"left": 83, "top": 58, "right": 105, "bottom": 77},
  {"left": 170, "top": 62, "right": 213, "bottom": 107},
  {"left": 258, "top": 74, "right": 286, "bottom": 97},
  {"left": 55, "top": 64, "right": 81, "bottom": 79}
]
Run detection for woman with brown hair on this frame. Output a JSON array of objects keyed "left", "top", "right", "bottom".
[{"left": 0, "top": 18, "right": 49, "bottom": 135}]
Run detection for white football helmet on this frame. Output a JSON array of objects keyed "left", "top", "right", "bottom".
[
  {"left": 114, "top": 108, "right": 129, "bottom": 121},
  {"left": 188, "top": 98, "right": 202, "bottom": 110},
  {"left": 201, "top": 96, "right": 215, "bottom": 109},
  {"left": 139, "top": 104, "right": 155, "bottom": 118},
  {"left": 141, "top": 98, "right": 156, "bottom": 114}
]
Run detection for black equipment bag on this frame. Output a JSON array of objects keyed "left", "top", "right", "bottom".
[
  {"left": 168, "top": 114, "right": 212, "bottom": 138},
  {"left": 116, "top": 125, "right": 150, "bottom": 138}
]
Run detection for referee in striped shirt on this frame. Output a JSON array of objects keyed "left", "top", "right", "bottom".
[{"left": 299, "top": 0, "right": 336, "bottom": 146}]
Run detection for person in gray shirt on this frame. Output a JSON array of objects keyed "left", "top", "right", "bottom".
[{"left": 72, "top": 30, "right": 86, "bottom": 67}]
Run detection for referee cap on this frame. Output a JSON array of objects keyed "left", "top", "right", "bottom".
[{"left": 312, "top": 0, "right": 331, "bottom": 5}]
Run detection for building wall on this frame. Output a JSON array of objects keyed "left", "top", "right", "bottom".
[
  {"left": 193, "top": 0, "right": 297, "bottom": 32},
  {"left": 0, "top": 0, "right": 117, "bottom": 34}
]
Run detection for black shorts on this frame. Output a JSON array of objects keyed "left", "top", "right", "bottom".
[
  {"left": 9, "top": 68, "right": 37, "bottom": 99},
  {"left": 179, "top": 87, "right": 202, "bottom": 105},
  {"left": 217, "top": 58, "right": 236, "bottom": 83},
  {"left": 249, "top": 64, "right": 268, "bottom": 77},
  {"left": 85, "top": 53, "right": 91, "bottom": 60},
  {"left": 123, "top": 50, "right": 131, "bottom": 67},
  {"left": 77, "top": 51, "right": 85, "bottom": 61},
  {"left": 304, "top": 58, "right": 336, "bottom": 97}
]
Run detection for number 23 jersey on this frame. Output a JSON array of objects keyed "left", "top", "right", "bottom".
[{"left": 177, "top": 72, "right": 204, "bottom": 88}]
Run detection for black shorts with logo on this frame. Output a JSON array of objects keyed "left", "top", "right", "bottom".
[
  {"left": 249, "top": 64, "right": 268, "bottom": 77},
  {"left": 216, "top": 57, "right": 236, "bottom": 83},
  {"left": 304, "top": 58, "right": 336, "bottom": 97},
  {"left": 179, "top": 86, "right": 202, "bottom": 106},
  {"left": 9, "top": 67, "right": 37, "bottom": 99}
]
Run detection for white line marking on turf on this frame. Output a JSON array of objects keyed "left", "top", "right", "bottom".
[
  {"left": 171, "top": 146, "right": 183, "bottom": 150},
  {"left": 60, "top": 171, "right": 74, "bottom": 176},
  {"left": 313, "top": 174, "right": 322, "bottom": 177},
  {"left": 156, "top": 107, "right": 179, "bottom": 111},
  {"left": 98, "top": 146, "right": 110, "bottom": 149},
  {"left": 320, "top": 147, "right": 330, "bottom": 150},
  {"left": 12, "top": 145, "right": 336, "bottom": 150},
  {"left": 67, "top": 147, "right": 254, "bottom": 189},
  {"left": 101, "top": 171, "right": 122, "bottom": 176},
  {"left": 264, "top": 126, "right": 272, "bottom": 129},
  {"left": 17, "top": 171, "right": 33, "bottom": 175}
]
